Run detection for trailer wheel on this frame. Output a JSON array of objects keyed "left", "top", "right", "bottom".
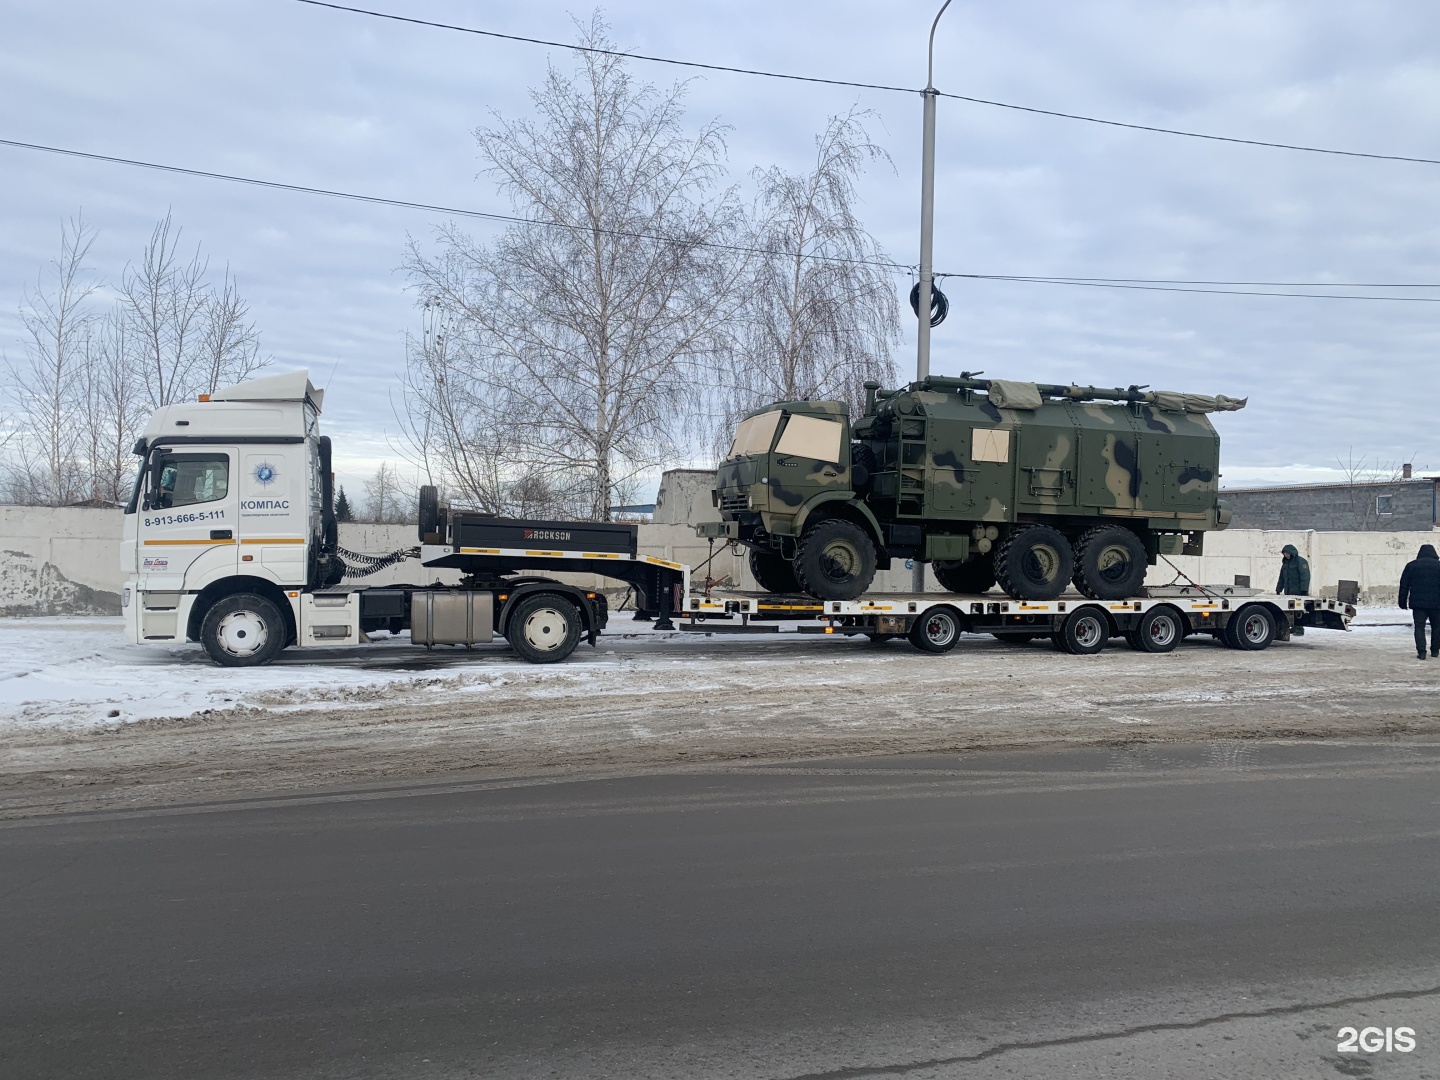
[
  {"left": 794, "top": 518, "right": 877, "bottom": 601},
  {"left": 910, "top": 606, "right": 962, "bottom": 653},
  {"left": 1072, "top": 525, "right": 1148, "bottom": 600},
  {"left": 995, "top": 525, "right": 1074, "bottom": 601},
  {"left": 506, "top": 594, "right": 582, "bottom": 663},
  {"left": 933, "top": 558, "right": 997, "bottom": 595},
  {"left": 1224, "top": 604, "right": 1276, "bottom": 651},
  {"left": 1056, "top": 606, "right": 1110, "bottom": 655},
  {"left": 749, "top": 548, "right": 801, "bottom": 594},
  {"left": 1131, "top": 606, "right": 1183, "bottom": 654},
  {"left": 200, "top": 593, "right": 286, "bottom": 667}
]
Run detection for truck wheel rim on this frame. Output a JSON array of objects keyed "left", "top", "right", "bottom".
[
  {"left": 1148, "top": 616, "right": 1177, "bottom": 647},
  {"left": 924, "top": 612, "right": 957, "bottom": 645},
  {"left": 1074, "top": 616, "right": 1103, "bottom": 647},
  {"left": 1022, "top": 542, "right": 1062, "bottom": 584},
  {"left": 1096, "top": 543, "right": 1134, "bottom": 584},
  {"left": 522, "top": 607, "right": 567, "bottom": 651},
  {"left": 820, "top": 539, "right": 861, "bottom": 583},
  {"left": 216, "top": 610, "right": 268, "bottom": 657},
  {"left": 1243, "top": 613, "right": 1269, "bottom": 643}
]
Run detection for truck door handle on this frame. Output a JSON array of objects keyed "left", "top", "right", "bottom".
[{"left": 211, "top": 529, "right": 233, "bottom": 540}]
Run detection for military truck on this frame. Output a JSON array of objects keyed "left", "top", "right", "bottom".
[{"left": 699, "top": 375, "right": 1246, "bottom": 602}]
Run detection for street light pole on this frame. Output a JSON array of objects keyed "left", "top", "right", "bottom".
[{"left": 913, "top": 0, "right": 952, "bottom": 593}]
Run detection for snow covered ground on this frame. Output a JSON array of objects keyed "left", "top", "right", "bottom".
[{"left": 1, "top": 608, "right": 1436, "bottom": 818}]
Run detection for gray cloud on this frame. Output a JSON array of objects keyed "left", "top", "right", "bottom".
[{"left": 3, "top": 0, "right": 1437, "bottom": 494}]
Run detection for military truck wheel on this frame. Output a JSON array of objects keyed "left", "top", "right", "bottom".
[
  {"left": 749, "top": 549, "right": 801, "bottom": 594},
  {"left": 506, "top": 593, "right": 582, "bottom": 663},
  {"left": 794, "top": 519, "right": 877, "bottom": 601},
  {"left": 201, "top": 593, "right": 287, "bottom": 667},
  {"left": 1072, "top": 525, "right": 1148, "bottom": 600},
  {"left": 933, "top": 558, "right": 997, "bottom": 595},
  {"left": 850, "top": 443, "right": 878, "bottom": 490},
  {"left": 909, "top": 606, "right": 962, "bottom": 653},
  {"left": 1132, "top": 606, "right": 1183, "bottom": 653},
  {"left": 1224, "top": 604, "right": 1276, "bottom": 651},
  {"left": 995, "top": 525, "right": 1074, "bottom": 601},
  {"left": 1056, "top": 606, "right": 1111, "bottom": 655}
]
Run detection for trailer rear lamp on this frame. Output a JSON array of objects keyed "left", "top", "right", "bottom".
[
  {"left": 198, "top": 394, "right": 210, "bottom": 402},
  {"left": 586, "top": 592, "right": 596, "bottom": 599},
  {"left": 499, "top": 594, "right": 509, "bottom": 601}
]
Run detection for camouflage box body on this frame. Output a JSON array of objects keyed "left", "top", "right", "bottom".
[{"left": 706, "top": 375, "right": 1240, "bottom": 601}]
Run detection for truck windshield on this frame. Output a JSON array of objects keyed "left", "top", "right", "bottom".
[
  {"left": 729, "top": 410, "right": 784, "bottom": 458},
  {"left": 774, "top": 414, "right": 844, "bottom": 464}
]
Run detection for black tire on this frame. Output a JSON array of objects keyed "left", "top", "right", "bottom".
[
  {"left": 200, "top": 593, "right": 287, "bottom": 667},
  {"left": 909, "top": 606, "right": 963, "bottom": 653},
  {"left": 506, "top": 593, "right": 582, "bottom": 663},
  {"left": 1072, "top": 525, "right": 1148, "bottom": 600},
  {"left": 1132, "top": 606, "right": 1183, "bottom": 653},
  {"left": 749, "top": 548, "right": 801, "bottom": 594},
  {"left": 850, "top": 443, "right": 878, "bottom": 490},
  {"left": 418, "top": 484, "right": 440, "bottom": 542},
  {"left": 794, "top": 518, "right": 877, "bottom": 601},
  {"left": 1056, "top": 606, "right": 1110, "bottom": 655},
  {"left": 1224, "top": 604, "right": 1276, "bottom": 651},
  {"left": 995, "top": 525, "right": 1074, "bottom": 601},
  {"left": 991, "top": 631, "right": 1042, "bottom": 644},
  {"left": 864, "top": 632, "right": 897, "bottom": 643},
  {"left": 933, "top": 558, "right": 997, "bottom": 595}
]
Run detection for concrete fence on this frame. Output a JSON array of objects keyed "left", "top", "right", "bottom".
[{"left": 0, "top": 506, "right": 1432, "bottom": 615}]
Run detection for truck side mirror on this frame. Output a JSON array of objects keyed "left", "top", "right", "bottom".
[{"left": 144, "top": 456, "right": 165, "bottom": 511}]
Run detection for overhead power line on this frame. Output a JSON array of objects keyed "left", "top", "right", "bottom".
[
  {"left": 7, "top": 136, "right": 1440, "bottom": 303},
  {"left": 293, "top": 0, "right": 1440, "bottom": 167}
]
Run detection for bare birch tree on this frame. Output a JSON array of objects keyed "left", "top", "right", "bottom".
[
  {"left": 5, "top": 216, "right": 99, "bottom": 505},
  {"left": 362, "top": 462, "right": 411, "bottom": 524},
  {"left": 198, "top": 267, "right": 266, "bottom": 395},
  {"left": 118, "top": 212, "right": 212, "bottom": 408},
  {"left": 403, "top": 14, "right": 747, "bottom": 521},
  {"left": 720, "top": 110, "right": 899, "bottom": 441}
]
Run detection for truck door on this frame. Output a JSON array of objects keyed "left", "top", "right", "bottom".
[
  {"left": 234, "top": 447, "right": 311, "bottom": 587},
  {"left": 137, "top": 447, "right": 239, "bottom": 589}
]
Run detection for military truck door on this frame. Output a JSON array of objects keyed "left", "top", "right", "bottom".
[
  {"left": 769, "top": 412, "right": 849, "bottom": 512},
  {"left": 1016, "top": 426, "right": 1078, "bottom": 514},
  {"left": 966, "top": 422, "right": 1015, "bottom": 523}
]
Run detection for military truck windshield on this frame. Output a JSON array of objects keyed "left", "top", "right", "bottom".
[
  {"left": 774, "top": 414, "right": 844, "bottom": 464},
  {"left": 729, "top": 410, "right": 784, "bottom": 458}
]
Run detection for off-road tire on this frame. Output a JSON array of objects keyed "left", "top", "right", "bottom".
[
  {"left": 995, "top": 525, "right": 1074, "bottom": 601},
  {"left": 1224, "top": 604, "right": 1276, "bottom": 651},
  {"left": 933, "top": 558, "right": 997, "bottom": 595},
  {"left": 794, "top": 518, "right": 877, "bottom": 601},
  {"left": 1055, "top": 606, "right": 1110, "bottom": 655},
  {"left": 200, "top": 593, "right": 287, "bottom": 667},
  {"left": 506, "top": 593, "right": 582, "bottom": 663},
  {"left": 1132, "top": 605, "right": 1183, "bottom": 653},
  {"left": 749, "top": 548, "right": 801, "bottom": 594},
  {"left": 850, "top": 443, "right": 878, "bottom": 490},
  {"left": 418, "top": 484, "right": 441, "bottom": 542},
  {"left": 909, "top": 606, "right": 963, "bottom": 653},
  {"left": 1072, "top": 525, "right": 1148, "bottom": 600}
]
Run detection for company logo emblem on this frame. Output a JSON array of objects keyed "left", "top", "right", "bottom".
[
  {"left": 241, "top": 499, "right": 291, "bottom": 510},
  {"left": 523, "top": 529, "right": 571, "bottom": 541},
  {"left": 253, "top": 462, "right": 279, "bottom": 486},
  {"left": 142, "top": 557, "right": 169, "bottom": 571}
]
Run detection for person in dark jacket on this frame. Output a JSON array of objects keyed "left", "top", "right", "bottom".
[
  {"left": 1398, "top": 543, "right": 1440, "bottom": 659},
  {"left": 1276, "top": 544, "right": 1311, "bottom": 596}
]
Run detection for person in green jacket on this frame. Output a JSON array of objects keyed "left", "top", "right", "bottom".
[{"left": 1276, "top": 544, "right": 1311, "bottom": 596}]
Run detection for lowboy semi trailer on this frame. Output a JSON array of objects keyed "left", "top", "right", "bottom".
[{"left": 120, "top": 371, "right": 1352, "bottom": 666}]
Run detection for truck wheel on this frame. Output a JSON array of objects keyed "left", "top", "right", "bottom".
[
  {"left": 933, "top": 558, "right": 997, "bottom": 595},
  {"left": 418, "top": 484, "right": 440, "bottom": 542},
  {"left": 794, "top": 519, "right": 877, "bottom": 601},
  {"left": 995, "top": 525, "right": 1074, "bottom": 601},
  {"left": 200, "top": 593, "right": 286, "bottom": 667},
  {"left": 1224, "top": 604, "right": 1275, "bottom": 651},
  {"left": 506, "top": 594, "right": 582, "bottom": 663},
  {"left": 1072, "top": 525, "right": 1148, "bottom": 600},
  {"left": 749, "top": 549, "right": 800, "bottom": 594},
  {"left": 909, "top": 606, "right": 963, "bottom": 653},
  {"left": 1056, "top": 606, "right": 1110, "bottom": 655},
  {"left": 1132, "top": 606, "right": 1183, "bottom": 653}
]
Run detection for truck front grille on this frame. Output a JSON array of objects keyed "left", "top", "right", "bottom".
[{"left": 720, "top": 493, "right": 749, "bottom": 514}]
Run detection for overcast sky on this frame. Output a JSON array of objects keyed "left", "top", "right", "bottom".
[{"left": 3, "top": 0, "right": 1439, "bottom": 496}]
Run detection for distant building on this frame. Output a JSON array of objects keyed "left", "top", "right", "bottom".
[{"left": 1222, "top": 468, "right": 1439, "bottom": 531}]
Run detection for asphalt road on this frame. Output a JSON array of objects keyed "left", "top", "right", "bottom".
[{"left": 3, "top": 740, "right": 1439, "bottom": 1079}]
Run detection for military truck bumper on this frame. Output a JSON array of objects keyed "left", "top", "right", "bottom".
[{"left": 695, "top": 520, "right": 738, "bottom": 540}]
